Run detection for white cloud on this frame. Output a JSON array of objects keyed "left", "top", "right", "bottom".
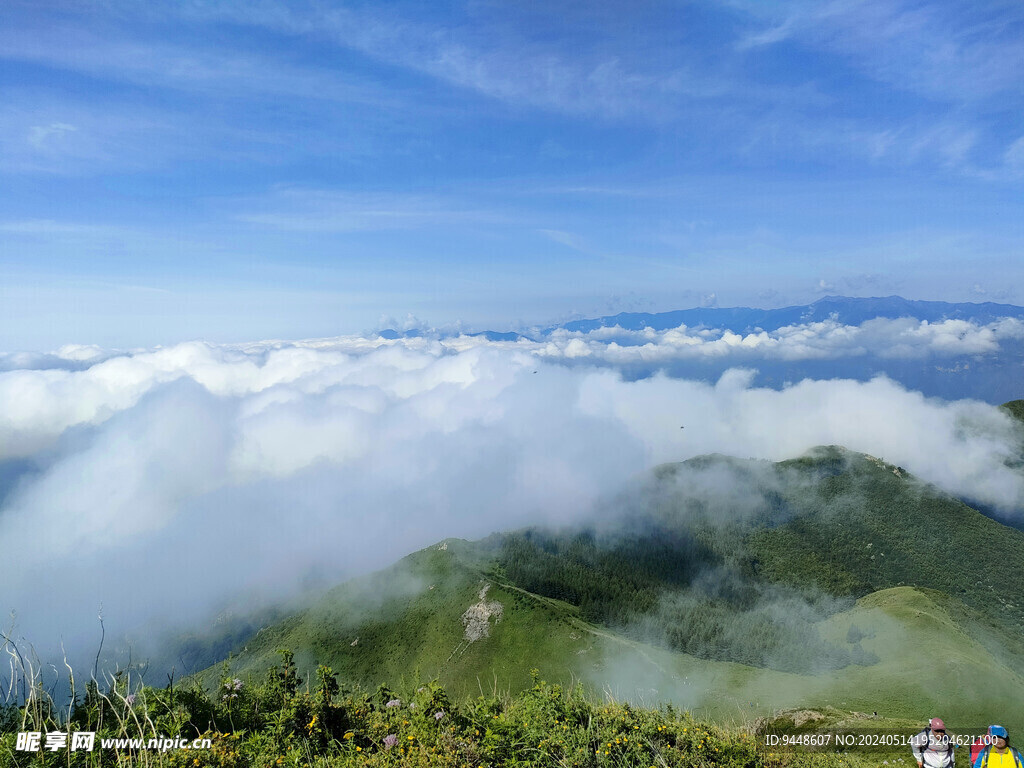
[
  {"left": 525, "top": 316, "right": 1024, "bottom": 365},
  {"left": 235, "top": 189, "right": 501, "bottom": 232},
  {"left": 1, "top": 324, "right": 1023, "bottom": 670},
  {"left": 27, "top": 122, "right": 78, "bottom": 150},
  {"left": 4, "top": 316, "right": 1023, "bottom": 460},
  {"left": 578, "top": 368, "right": 1023, "bottom": 511}
]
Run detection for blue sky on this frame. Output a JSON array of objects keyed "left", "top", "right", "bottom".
[{"left": 3, "top": 0, "right": 1024, "bottom": 350}]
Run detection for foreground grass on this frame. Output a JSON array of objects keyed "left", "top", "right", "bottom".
[{"left": 1, "top": 654, "right": 928, "bottom": 768}]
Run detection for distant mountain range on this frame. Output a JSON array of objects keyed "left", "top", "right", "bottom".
[
  {"left": 551, "top": 295, "right": 1024, "bottom": 335},
  {"left": 378, "top": 296, "right": 1024, "bottom": 341}
]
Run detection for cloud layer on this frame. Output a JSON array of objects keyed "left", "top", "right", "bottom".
[
  {"left": 531, "top": 316, "right": 1024, "bottom": 362},
  {"left": 1, "top": 329, "right": 1022, "bottom": 671}
]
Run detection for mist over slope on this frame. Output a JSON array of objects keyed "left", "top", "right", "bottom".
[
  {"left": 191, "top": 446, "right": 1024, "bottom": 721},
  {"left": 1, "top": 298, "right": 1022, "bottom": 682}
]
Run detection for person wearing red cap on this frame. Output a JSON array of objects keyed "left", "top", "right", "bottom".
[
  {"left": 973, "top": 726, "right": 1024, "bottom": 768},
  {"left": 912, "top": 718, "right": 955, "bottom": 768}
]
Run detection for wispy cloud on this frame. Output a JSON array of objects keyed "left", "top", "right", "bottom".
[
  {"left": 6, "top": 0, "right": 1021, "bottom": 181},
  {"left": 727, "top": 0, "right": 1024, "bottom": 177},
  {"left": 220, "top": 5, "right": 712, "bottom": 119},
  {"left": 0, "top": 25, "right": 394, "bottom": 107},
  {"left": 0, "top": 218, "right": 116, "bottom": 235},
  {"left": 26, "top": 121, "right": 78, "bottom": 150},
  {"left": 0, "top": 94, "right": 191, "bottom": 174},
  {"left": 233, "top": 188, "right": 506, "bottom": 232},
  {"left": 1003, "top": 135, "right": 1024, "bottom": 174},
  {"left": 95, "top": 0, "right": 817, "bottom": 123},
  {"left": 0, "top": 18, "right": 429, "bottom": 177},
  {"left": 735, "top": 0, "right": 1024, "bottom": 104},
  {"left": 538, "top": 229, "right": 590, "bottom": 253}
]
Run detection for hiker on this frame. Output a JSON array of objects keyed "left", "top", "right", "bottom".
[
  {"left": 972, "top": 726, "right": 1024, "bottom": 768},
  {"left": 912, "top": 718, "right": 955, "bottom": 768}
]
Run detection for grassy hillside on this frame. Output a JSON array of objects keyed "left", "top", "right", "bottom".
[
  {"left": 482, "top": 448, "right": 1024, "bottom": 673},
  {"left": 205, "top": 560, "right": 1024, "bottom": 724},
  {"left": 210, "top": 540, "right": 598, "bottom": 698},
  {"left": 193, "top": 446, "right": 1024, "bottom": 725},
  {"left": 744, "top": 448, "right": 1024, "bottom": 630}
]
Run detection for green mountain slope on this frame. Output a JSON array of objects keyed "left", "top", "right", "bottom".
[
  {"left": 206, "top": 551, "right": 1024, "bottom": 723},
  {"left": 198, "top": 446, "right": 1024, "bottom": 724},
  {"left": 484, "top": 447, "right": 1024, "bottom": 673},
  {"left": 1001, "top": 399, "right": 1024, "bottom": 423},
  {"left": 742, "top": 448, "right": 1024, "bottom": 629}
]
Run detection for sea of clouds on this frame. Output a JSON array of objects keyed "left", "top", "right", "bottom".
[
  {"left": 1, "top": 318, "right": 1023, "bottom": 671},
  {"left": 534, "top": 315, "right": 1024, "bottom": 361}
]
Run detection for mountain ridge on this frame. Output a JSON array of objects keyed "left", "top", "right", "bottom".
[
  {"left": 549, "top": 295, "right": 1024, "bottom": 336},
  {"left": 183, "top": 443, "right": 1024, "bottom": 723},
  {"left": 377, "top": 295, "right": 1024, "bottom": 340}
]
